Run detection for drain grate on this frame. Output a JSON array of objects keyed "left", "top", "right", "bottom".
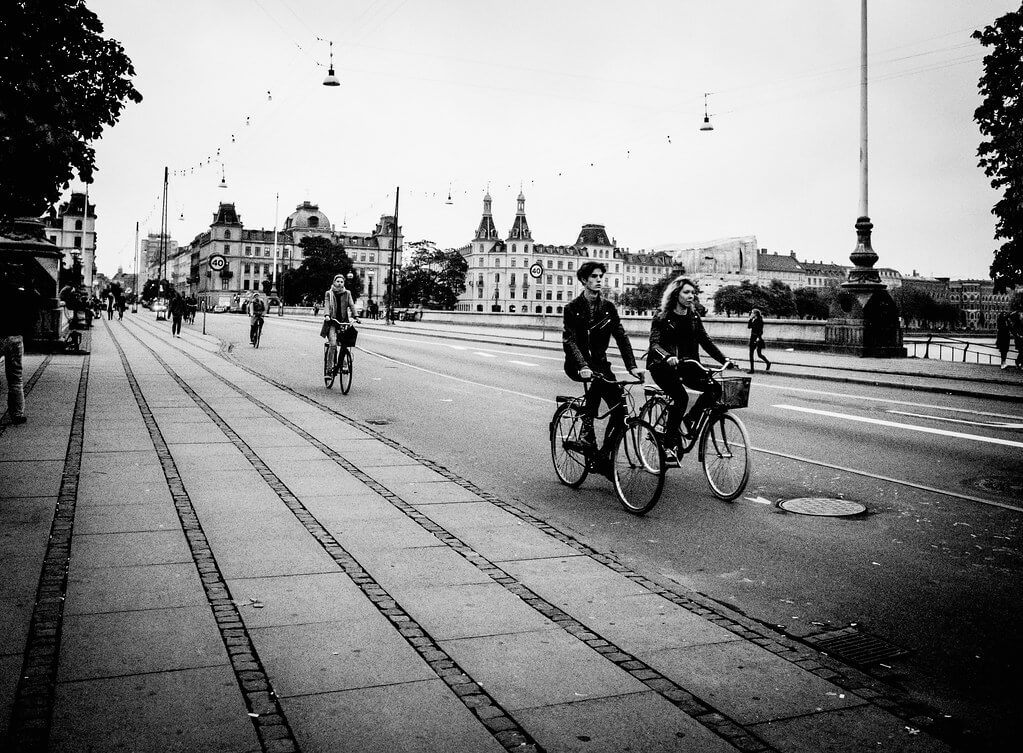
[{"left": 808, "top": 628, "right": 908, "bottom": 666}]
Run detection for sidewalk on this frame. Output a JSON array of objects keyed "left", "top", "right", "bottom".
[
  {"left": 1, "top": 317, "right": 959, "bottom": 752},
  {"left": 350, "top": 316, "right": 1023, "bottom": 403}
]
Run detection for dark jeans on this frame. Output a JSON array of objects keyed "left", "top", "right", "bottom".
[
  {"left": 567, "top": 366, "right": 626, "bottom": 450},
  {"left": 749, "top": 336, "right": 770, "bottom": 370},
  {"left": 648, "top": 360, "right": 721, "bottom": 439},
  {"left": 250, "top": 317, "right": 263, "bottom": 343},
  {"left": 171, "top": 315, "right": 183, "bottom": 336}
]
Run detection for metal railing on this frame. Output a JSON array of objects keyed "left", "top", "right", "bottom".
[{"left": 905, "top": 334, "right": 1012, "bottom": 365}]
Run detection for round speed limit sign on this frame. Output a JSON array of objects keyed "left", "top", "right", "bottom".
[
  {"left": 208, "top": 254, "right": 226, "bottom": 271},
  {"left": 529, "top": 262, "right": 544, "bottom": 279}
]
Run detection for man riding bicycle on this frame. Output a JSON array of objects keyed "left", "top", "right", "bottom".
[
  {"left": 563, "top": 260, "right": 641, "bottom": 454},
  {"left": 249, "top": 291, "right": 266, "bottom": 345},
  {"left": 647, "top": 276, "right": 735, "bottom": 449},
  {"left": 322, "top": 273, "right": 359, "bottom": 366}
]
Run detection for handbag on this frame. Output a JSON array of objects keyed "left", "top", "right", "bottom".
[{"left": 318, "top": 319, "right": 331, "bottom": 338}]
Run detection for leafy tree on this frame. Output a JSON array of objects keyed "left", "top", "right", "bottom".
[
  {"left": 973, "top": 6, "right": 1023, "bottom": 291},
  {"left": 793, "top": 288, "right": 828, "bottom": 319},
  {"left": 397, "top": 246, "right": 467, "bottom": 309},
  {"left": 1, "top": 0, "right": 143, "bottom": 221},
  {"left": 141, "top": 278, "right": 171, "bottom": 300},
  {"left": 284, "top": 236, "right": 361, "bottom": 304},
  {"left": 620, "top": 265, "right": 686, "bottom": 313}
]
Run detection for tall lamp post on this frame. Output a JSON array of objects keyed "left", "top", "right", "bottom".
[
  {"left": 270, "top": 192, "right": 282, "bottom": 315},
  {"left": 132, "top": 221, "right": 139, "bottom": 313},
  {"left": 824, "top": 0, "right": 905, "bottom": 357}
]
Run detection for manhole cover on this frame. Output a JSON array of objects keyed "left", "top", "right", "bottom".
[
  {"left": 779, "top": 498, "right": 866, "bottom": 517},
  {"left": 809, "top": 628, "right": 908, "bottom": 666},
  {"left": 967, "top": 476, "right": 1023, "bottom": 496}
]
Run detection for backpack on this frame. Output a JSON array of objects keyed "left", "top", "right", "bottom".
[{"left": 252, "top": 297, "right": 266, "bottom": 315}]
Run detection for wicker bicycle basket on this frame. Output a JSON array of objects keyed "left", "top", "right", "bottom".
[{"left": 717, "top": 376, "right": 751, "bottom": 409}]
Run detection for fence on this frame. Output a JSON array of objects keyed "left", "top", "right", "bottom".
[{"left": 905, "top": 335, "right": 1011, "bottom": 365}]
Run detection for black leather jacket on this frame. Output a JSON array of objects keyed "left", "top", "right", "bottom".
[
  {"left": 647, "top": 309, "right": 726, "bottom": 367},
  {"left": 563, "top": 293, "right": 636, "bottom": 376}
]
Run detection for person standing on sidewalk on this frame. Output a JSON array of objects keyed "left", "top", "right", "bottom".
[
  {"left": 747, "top": 308, "right": 771, "bottom": 372},
  {"left": 0, "top": 266, "right": 39, "bottom": 425},
  {"left": 995, "top": 311, "right": 1012, "bottom": 369},
  {"left": 169, "top": 292, "right": 187, "bottom": 337},
  {"left": 562, "top": 260, "right": 640, "bottom": 454}
]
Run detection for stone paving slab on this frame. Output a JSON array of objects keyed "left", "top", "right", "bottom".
[
  {"left": 202, "top": 528, "right": 339, "bottom": 579},
  {"left": 249, "top": 617, "right": 435, "bottom": 697},
  {"left": 83, "top": 424, "right": 153, "bottom": 452},
  {"left": 50, "top": 665, "right": 257, "bottom": 753},
  {"left": 516, "top": 690, "right": 739, "bottom": 753},
  {"left": 58, "top": 606, "right": 228, "bottom": 682},
  {"left": 73, "top": 501, "right": 181, "bottom": 534},
  {"left": 498, "top": 555, "right": 651, "bottom": 605},
  {"left": 336, "top": 516, "right": 448, "bottom": 554},
  {"left": 355, "top": 545, "right": 494, "bottom": 591},
  {"left": 334, "top": 444, "right": 425, "bottom": 466},
  {"left": 70, "top": 530, "right": 192, "bottom": 569},
  {"left": 0, "top": 425, "right": 70, "bottom": 460},
  {"left": 391, "top": 480, "right": 486, "bottom": 505},
  {"left": 226, "top": 572, "right": 369, "bottom": 627},
  {"left": 388, "top": 582, "right": 558, "bottom": 641},
  {"left": 0, "top": 459, "right": 64, "bottom": 497},
  {"left": 64, "top": 562, "right": 206, "bottom": 615},
  {"left": 285, "top": 678, "right": 506, "bottom": 753},
  {"left": 301, "top": 491, "right": 412, "bottom": 525},
  {"left": 158, "top": 421, "right": 233, "bottom": 444},
  {"left": 440, "top": 629, "right": 649, "bottom": 711},
  {"left": 646, "top": 640, "right": 866, "bottom": 725}
]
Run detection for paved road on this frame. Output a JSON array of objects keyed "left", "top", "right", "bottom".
[{"left": 195, "top": 311, "right": 1023, "bottom": 750}]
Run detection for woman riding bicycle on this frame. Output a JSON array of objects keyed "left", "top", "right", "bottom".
[
  {"left": 322, "top": 273, "right": 359, "bottom": 365},
  {"left": 647, "top": 276, "right": 735, "bottom": 450},
  {"left": 563, "top": 261, "right": 641, "bottom": 454}
]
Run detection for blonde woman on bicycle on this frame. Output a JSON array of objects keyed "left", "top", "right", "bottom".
[
  {"left": 322, "top": 273, "right": 359, "bottom": 366},
  {"left": 647, "top": 277, "right": 735, "bottom": 450}
]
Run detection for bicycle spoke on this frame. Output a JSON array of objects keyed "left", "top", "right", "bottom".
[
  {"left": 701, "top": 413, "right": 751, "bottom": 501},
  {"left": 613, "top": 420, "right": 664, "bottom": 514}
]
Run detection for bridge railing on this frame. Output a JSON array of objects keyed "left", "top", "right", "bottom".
[{"left": 905, "top": 335, "right": 1010, "bottom": 365}]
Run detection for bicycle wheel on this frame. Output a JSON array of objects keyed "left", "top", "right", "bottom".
[
  {"left": 612, "top": 419, "right": 665, "bottom": 515},
  {"left": 700, "top": 412, "right": 752, "bottom": 501},
  {"left": 550, "top": 403, "right": 589, "bottom": 487},
  {"left": 637, "top": 395, "right": 670, "bottom": 471},
  {"left": 339, "top": 348, "right": 353, "bottom": 394},
  {"left": 324, "top": 345, "right": 336, "bottom": 388}
]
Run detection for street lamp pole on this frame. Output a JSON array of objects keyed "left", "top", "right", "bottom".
[
  {"left": 132, "top": 221, "right": 139, "bottom": 313},
  {"left": 386, "top": 186, "right": 399, "bottom": 324},
  {"left": 271, "top": 192, "right": 282, "bottom": 314}
]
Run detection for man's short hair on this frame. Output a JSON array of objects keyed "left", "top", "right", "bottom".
[{"left": 576, "top": 261, "right": 607, "bottom": 282}]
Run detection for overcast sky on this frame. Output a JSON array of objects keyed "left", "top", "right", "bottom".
[{"left": 83, "top": 0, "right": 1013, "bottom": 281}]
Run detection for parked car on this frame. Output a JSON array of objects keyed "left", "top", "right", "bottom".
[{"left": 153, "top": 299, "right": 168, "bottom": 321}]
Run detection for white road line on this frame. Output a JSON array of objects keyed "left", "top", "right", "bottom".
[
  {"left": 474, "top": 352, "right": 497, "bottom": 358},
  {"left": 774, "top": 404, "right": 1023, "bottom": 449},
  {"left": 886, "top": 409, "right": 1023, "bottom": 429},
  {"left": 509, "top": 360, "right": 539, "bottom": 367},
  {"left": 759, "top": 382, "right": 1022, "bottom": 420}
]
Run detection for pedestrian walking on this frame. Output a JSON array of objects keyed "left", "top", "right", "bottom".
[
  {"left": 169, "top": 292, "right": 187, "bottom": 337},
  {"left": 106, "top": 293, "right": 114, "bottom": 320},
  {"left": 747, "top": 308, "right": 771, "bottom": 372},
  {"left": 1010, "top": 309, "right": 1023, "bottom": 370},
  {"left": 995, "top": 311, "right": 1012, "bottom": 369},
  {"left": 116, "top": 295, "right": 126, "bottom": 321},
  {"left": 0, "top": 265, "right": 40, "bottom": 425}
]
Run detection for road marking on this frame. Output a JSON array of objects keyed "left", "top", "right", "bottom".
[
  {"left": 886, "top": 409, "right": 1023, "bottom": 429},
  {"left": 753, "top": 446, "right": 1023, "bottom": 514},
  {"left": 760, "top": 382, "right": 1022, "bottom": 420},
  {"left": 774, "top": 404, "right": 1023, "bottom": 449},
  {"left": 509, "top": 360, "right": 539, "bottom": 367},
  {"left": 474, "top": 352, "right": 497, "bottom": 358}
]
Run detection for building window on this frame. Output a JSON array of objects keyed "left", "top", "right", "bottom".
[
  {"left": 224, "top": 244, "right": 230, "bottom": 253},
  {"left": 224, "top": 230, "right": 231, "bottom": 239},
  {"left": 511, "top": 258, "right": 517, "bottom": 267},
  {"left": 546, "top": 290, "right": 552, "bottom": 300},
  {"left": 512, "top": 244, "right": 517, "bottom": 253},
  {"left": 221, "top": 278, "right": 229, "bottom": 290},
  {"left": 244, "top": 264, "right": 251, "bottom": 274},
  {"left": 73, "top": 237, "right": 82, "bottom": 248},
  {"left": 495, "top": 258, "right": 501, "bottom": 267},
  {"left": 546, "top": 275, "right": 552, "bottom": 285},
  {"left": 49, "top": 235, "right": 57, "bottom": 244},
  {"left": 557, "top": 260, "right": 563, "bottom": 270},
  {"left": 556, "top": 291, "right": 563, "bottom": 300},
  {"left": 308, "top": 216, "right": 319, "bottom": 227},
  {"left": 535, "top": 291, "right": 542, "bottom": 300},
  {"left": 264, "top": 248, "right": 270, "bottom": 257},
  {"left": 245, "top": 246, "right": 251, "bottom": 255},
  {"left": 568, "top": 261, "right": 573, "bottom": 270},
  {"left": 495, "top": 273, "right": 500, "bottom": 283},
  {"left": 243, "top": 280, "right": 250, "bottom": 290},
  {"left": 546, "top": 259, "right": 552, "bottom": 268}
]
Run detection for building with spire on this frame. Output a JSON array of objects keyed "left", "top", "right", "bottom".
[{"left": 44, "top": 191, "right": 97, "bottom": 290}]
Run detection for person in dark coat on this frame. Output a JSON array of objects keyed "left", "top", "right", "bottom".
[
  {"left": 996, "top": 311, "right": 1012, "bottom": 370},
  {"left": 169, "top": 292, "right": 187, "bottom": 337},
  {"left": 646, "top": 277, "right": 734, "bottom": 448},
  {"left": 747, "top": 308, "right": 771, "bottom": 372},
  {"left": 562, "top": 260, "right": 640, "bottom": 452}
]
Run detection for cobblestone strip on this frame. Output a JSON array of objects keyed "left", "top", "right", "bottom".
[
  {"left": 0, "top": 354, "right": 52, "bottom": 436},
  {"left": 7, "top": 355, "right": 84, "bottom": 751},
  {"left": 104, "top": 322, "right": 300, "bottom": 753},
  {"left": 145, "top": 318, "right": 943, "bottom": 744},
  {"left": 120, "top": 323, "right": 544, "bottom": 753}
]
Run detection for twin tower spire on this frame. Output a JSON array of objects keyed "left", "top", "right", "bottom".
[{"left": 474, "top": 189, "right": 531, "bottom": 243}]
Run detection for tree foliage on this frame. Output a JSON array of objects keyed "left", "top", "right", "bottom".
[
  {"left": 283, "top": 236, "right": 362, "bottom": 304},
  {"left": 397, "top": 245, "right": 468, "bottom": 309},
  {"left": 618, "top": 265, "right": 686, "bottom": 313},
  {"left": 974, "top": 7, "right": 1023, "bottom": 291},
  {"left": 713, "top": 280, "right": 796, "bottom": 317},
  {"left": 1, "top": 0, "right": 143, "bottom": 221},
  {"left": 891, "top": 287, "right": 958, "bottom": 329}
]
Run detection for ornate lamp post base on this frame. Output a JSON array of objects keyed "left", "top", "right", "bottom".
[{"left": 824, "top": 217, "right": 906, "bottom": 357}]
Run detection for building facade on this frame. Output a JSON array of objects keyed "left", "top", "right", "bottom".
[
  {"left": 162, "top": 201, "right": 402, "bottom": 307},
  {"left": 44, "top": 191, "right": 97, "bottom": 291}
]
